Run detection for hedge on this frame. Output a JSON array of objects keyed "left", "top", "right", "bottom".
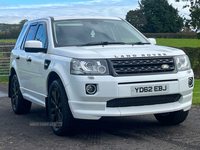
[
  {"left": 0, "top": 44, "right": 200, "bottom": 78},
  {"left": 180, "top": 47, "right": 200, "bottom": 79},
  {"left": 143, "top": 33, "right": 198, "bottom": 39}
]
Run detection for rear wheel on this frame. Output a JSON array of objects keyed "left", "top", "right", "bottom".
[
  {"left": 48, "top": 79, "right": 75, "bottom": 136},
  {"left": 154, "top": 110, "right": 189, "bottom": 125},
  {"left": 10, "top": 74, "right": 32, "bottom": 114}
]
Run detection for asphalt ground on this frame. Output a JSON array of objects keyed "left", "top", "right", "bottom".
[{"left": 0, "top": 83, "right": 200, "bottom": 150}]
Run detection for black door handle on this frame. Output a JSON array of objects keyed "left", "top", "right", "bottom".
[
  {"left": 16, "top": 56, "right": 20, "bottom": 59},
  {"left": 26, "top": 57, "right": 32, "bottom": 62}
]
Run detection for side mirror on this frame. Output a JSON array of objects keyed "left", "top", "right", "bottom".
[
  {"left": 148, "top": 38, "right": 156, "bottom": 45},
  {"left": 25, "top": 40, "right": 47, "bottom": 53},
  {"left": 25, "top": 40, "right": 42, "bottom": 48}
]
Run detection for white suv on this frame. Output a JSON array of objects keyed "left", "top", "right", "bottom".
[{"left": 9, "top": 16, "right": 194, "bottom": 136}]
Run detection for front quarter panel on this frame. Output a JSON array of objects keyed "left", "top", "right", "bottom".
[{"left": 46, "top": 54, "right": 72, "bottom": 93}]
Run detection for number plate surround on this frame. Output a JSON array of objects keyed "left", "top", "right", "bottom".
[{"left": 131, "top": 84, "right": 169, "bottom": 96}]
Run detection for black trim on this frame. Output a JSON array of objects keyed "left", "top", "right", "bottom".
[
  {"left": 107, "top": 94, "right": 181, "bottom": 107},
  {"left": 108, "top": 56, "right": 177, "bottom": 77},
  {"left": 118, "top": 79, "right": 178, "bottom": 85},
  {"left": 44, "top": 60, "right": 51, "bottom": 70},
  {"left": 188, "top": 77, "right": 194, "bottom": 88},
  {"left": 25, "top": 47, "right": 47, "bottom": 53}
]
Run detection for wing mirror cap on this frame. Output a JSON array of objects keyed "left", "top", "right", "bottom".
[
  {"left": 25, "top": 40, "right": 43, "bottom": 48},
  {"left": 148, "top": 38, "right": 156, "bottom": 45},
  {"left": 25, "top": 40, "right": 47, "bottom": 53}
]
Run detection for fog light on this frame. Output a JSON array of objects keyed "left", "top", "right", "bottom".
[
  {"left": 188, "top": 77, "right": 193, "bottom": 88},
  {"left": 86, "top": 84, "right": 97, "bottom": 95}
]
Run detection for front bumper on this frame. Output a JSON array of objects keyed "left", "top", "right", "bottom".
[{"left": 66, "top": 70, "right": 193, "bottom": 120}]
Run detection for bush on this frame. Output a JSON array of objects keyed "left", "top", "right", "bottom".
[
  {"left": 180, "top": 47, "right": 200, "bottom": 78},
  {"left": 0, "top": 44, "right": 199, "bottom": 78},
  {"left": 197, "top": 33, "right": 200, "bottom": 39}
]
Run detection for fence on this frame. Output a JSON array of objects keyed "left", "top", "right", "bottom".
[{"left": 0, "top": 45, "right": 14, "bottom": 76}]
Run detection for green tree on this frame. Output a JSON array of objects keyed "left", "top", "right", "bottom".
[
  {"left": 189, "top": 6, "right": 200, "bottom": 31},
  {"left": 175, "top": 0, "right": 200, "bottom": 8},
  {"left": 175, "top": 0, "right": 200, "bottom": 39},
  {"left": 12, "top": 19, "right": 28, "bottom": 38},
  {"left": 140, "top": 0, "right": 184, "bottom": 33},
  {"left": 189, "top": 6, "right": 200, "bottom": 38},
  {"left": 19, "top": 19, "right": 28, "bottom": 28},
  {"left": 126, "top": 9, "right": 147, "bottom": 32}
]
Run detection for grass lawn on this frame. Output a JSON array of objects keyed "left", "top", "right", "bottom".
[
  {"left": 0, "top": 76, "right": 8, "bottom": 84},
  {"left": 193, "top": 79, "right": 200, "bottom": 106},
  {"left": 0, "top": 39, "right": 16, "bottom": 43},
  {"left": 156, "top": 38, "right": 200, "bottom": 48}
]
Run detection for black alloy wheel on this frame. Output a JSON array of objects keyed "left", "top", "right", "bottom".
[
  {"left": 48, "top": 79, "right": 75, "bottom": 136},
  {"left": 10, "top": 75, "right": 32, "bottom": 114}
]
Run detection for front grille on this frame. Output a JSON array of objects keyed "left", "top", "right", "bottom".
[
  {"left": 107, "top": 94, "right": 181, "bottom": 107},
  {"left": 110, "top": 57, "right": 175, "bottom": 76}
]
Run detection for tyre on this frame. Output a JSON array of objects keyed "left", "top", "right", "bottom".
[
  {"left": 48, "top": 79, "right": 75, "bottom": 136},
  {"left": 10, "top": 74, "right": 32, "bottom": 114},
  {"left": 154, "top": 110, "right": 189, "bottom": 125}
]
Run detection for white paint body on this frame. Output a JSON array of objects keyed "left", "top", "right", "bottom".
[{"left": 10, "top": 16, "right": 194, "bottom": 120}]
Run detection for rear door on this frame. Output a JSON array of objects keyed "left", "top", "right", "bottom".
[{"left": 16, "top": 23, "right": 38, "bottom": 92}]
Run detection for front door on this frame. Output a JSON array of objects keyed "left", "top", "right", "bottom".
[{"left": 19, "top": 22, "right": 48, "bottom": 105}]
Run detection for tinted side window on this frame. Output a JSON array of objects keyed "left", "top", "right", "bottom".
[
  {"left": 21, "top": 24, "right": 37, "bottom": 49},
  {"left": 35, "top": 25, "right": 46, "bottom": 48},
  {"left": 26, "top": 25, "right": 37, "bottom": 41},
  {"left": 15, "top": 25, "right": 28, "bottom": 49}
]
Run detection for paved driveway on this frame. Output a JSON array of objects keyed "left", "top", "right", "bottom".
[{"left": 0, "top": 83, "right": 200, "bottom": 150}]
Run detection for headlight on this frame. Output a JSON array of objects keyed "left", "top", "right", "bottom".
[
  {"left": 174, "top": 55, "right": 191, "bottom": 71},
  {"left": 70, "top": 59, "right": 109, "bottom": 75}
]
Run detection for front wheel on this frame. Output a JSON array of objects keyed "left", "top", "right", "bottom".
[
  {"left": 10, "top": 74, "right": 32, "bottom": 114},
  {"left": 154, "top": 110, "right": 189, "bottom": 125},
  {"left": 48, "top": 79, "right": 75, "bottom": 136}
]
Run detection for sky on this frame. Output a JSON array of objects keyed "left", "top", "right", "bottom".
[{"left": 0, "top": 0, "right": 191, "bottom": 24}]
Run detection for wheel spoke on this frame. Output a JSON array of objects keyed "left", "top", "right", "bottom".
[
  {"left": 12, "top": 87, "right": 16, "bottom": 93},
  {"left": 12, "top": 93, "right": 16, "bottom": 99},
  {"left": 51, "top": 98, "right": 57, "bottom": 107},
  {"left": 58, "top": 102, "right": 62, "bottom": 108},
  {"left": 53, "top": 90, "right": 58, "bottom": 104},
  {"left": 51, "top": 88, "right": 61, "bottom": 123},
  {"left": 51, "top": 107, "right": 57, "bottom": 113},
  {"left": 11, "top": 78, "right": 19, "bottom": 110},
  {"left": 13, "top": 81, "right": 16, "bottom": 89},
  {"left": 57, "top": 110, "right": 62, "bottom": 122}
]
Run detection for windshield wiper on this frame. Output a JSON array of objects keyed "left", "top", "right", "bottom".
[
  {"left": 128, "top": 42, "right": 151, "bottom": 45},
  {"left": 79, "top": 41, "right": 125, "bottom": 46}
]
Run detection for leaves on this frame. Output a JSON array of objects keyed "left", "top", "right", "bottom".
[
  {"left": 126, "top": 9, "right": 147, "bottom": 32},
  {"left": 126, "top": 0, "right": 184, "bottom": 33},
  {"left": 189, "top": 6, "right": 200, "bottom": 34},
  {"left": 0, "top": 19, "right": 28, "bottom": 39}
]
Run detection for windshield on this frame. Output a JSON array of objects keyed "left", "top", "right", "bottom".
[{"left": 52, "top": 19, "right": 149, "bottom": 47}]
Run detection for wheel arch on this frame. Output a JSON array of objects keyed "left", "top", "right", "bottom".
[
  {"left": 47, "top": 72, "right": 62, "bottom": 94},
  {"left": 8, "top": 67, "right": 17, "bottom": 98},
  {"left": 45, "top": 71, "right": 69, "bottom": 116}
]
